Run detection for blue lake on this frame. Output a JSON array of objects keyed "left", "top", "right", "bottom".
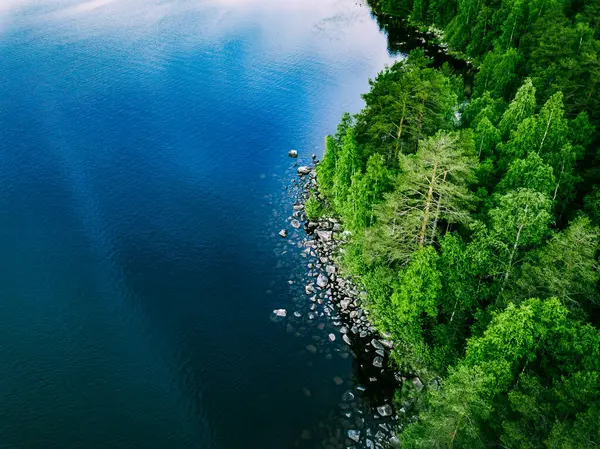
[{"left": 0, "top": 1, "right": 398, "bottom": 447}]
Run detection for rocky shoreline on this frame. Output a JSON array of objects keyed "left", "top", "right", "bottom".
[{"left": 272, "top": 155, "right": 427, "bottom": 449}]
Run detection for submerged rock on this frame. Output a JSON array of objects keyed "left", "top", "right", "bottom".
[
  {"left": 328, "top": 333, "right": 336, "bottom": 342},
  {"left": 343, "top": 334, "right": 352, "bottom": 345},
  {"left": 306, "top": 344, "right": 317, "bottom": 354},
  {"left": 373, "top": 356, "right": 383, "bottom": 368},
  {"left": 278, "top": 229, "right": 287, "bottom": 238},
  {"left": 347, "top": 430, "right": 360, "bottom": 443},
  {"left": 291, "top": 219, "right": 302, "bottom": 229},
  {"left": 342, "top": 390, "right": 355, "bottom": 402},
  {"left": 273, "top": 309, "right": 287, "bottom": 317}
]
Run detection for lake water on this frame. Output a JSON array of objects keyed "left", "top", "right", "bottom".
[{"left": 0, "top": 1, "right": 400, "bottom": 448}]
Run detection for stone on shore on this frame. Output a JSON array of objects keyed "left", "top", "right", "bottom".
[
  {"left": 380, "top": 339, "right": 394, "bottom": 349},
  {"left": 316, "top": 230, "right": 333, "bottom": 242},
  {"left": 373, "top": 356, "right": 383, "bottom": 368},
  {"left": 377, "top": 404, "right": 393, "bottom": 417},
  {"left": 412, "top": 377, "right": 425, "bottom": 392},
  {"left": 317, "top": 274, "right": 329, "bottom": 288},
  {"left": 389, "top": 436, "right": 401, "bottom": 448},
  {"left": 371, "top": 339, "right": 384, "bottom": 350},
  {"left": 297, "top": 166, "right": 311, "bottom": 175}
]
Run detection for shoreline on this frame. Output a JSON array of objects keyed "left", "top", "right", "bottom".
[{"left": 275, "top": 155, "right": 429, "bottom": 448}]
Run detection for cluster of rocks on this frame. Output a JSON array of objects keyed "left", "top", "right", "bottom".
[
  {"left": 271, "top": 152, "right": 429, "bottom": 449},
  {"left": 278, "top": 159, "right": 403, "bottom": 448}
]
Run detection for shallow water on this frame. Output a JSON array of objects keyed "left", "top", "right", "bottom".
[{"left": 0, "top": 1, "right": 400, "bottom": 448}]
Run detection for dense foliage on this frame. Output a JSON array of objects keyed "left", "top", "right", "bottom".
[{"left": 316, "top": 0, "right": 600, "bottom": 445}]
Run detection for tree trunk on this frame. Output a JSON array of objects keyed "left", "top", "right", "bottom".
[
  {"left": 538, "top": 110, "right": 554, "bottom": 154},
  {"left": 552, "top": 160, "right": 565, "bottom": 201},
  {"left": 478, "top": 133, "right": 485, "bottom": 158},
  {"left": 430, "top": 170, "right": 447, "bottom": 244},
  {"left": 419, "top": 162, "right": 438, "bottom": 248},
  {"left": 500, "top": 207, "right": 527, "bottom": 293},
  {"left": 395, "top": 99, "right": 407, "bottom": 160}
]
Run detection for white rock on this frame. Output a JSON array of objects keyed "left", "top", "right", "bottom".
[
  {"left": 273, "top": 309, "right": 287, "bottom": 317},
  {"left": 377, "top": 404, "right": 393, "bottom": 417},
  {"left": 380, "top": 339, "right": 394, "bottom": 349},
  {"left": 347, "top": 430, "right": 360, "bottom": 442},
  {"left": 371, "top": 339, "right": 384, "bottom": 350},
  {"left": 317, "top": 274, "right": 329, "bottom": 288},
  {"left": 316, "top": 230, "right": 333, "bottom": 242}
]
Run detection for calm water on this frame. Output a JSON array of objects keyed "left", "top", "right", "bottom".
[{"left": 0, "top": 1, "right": 397, "bottom": 448}]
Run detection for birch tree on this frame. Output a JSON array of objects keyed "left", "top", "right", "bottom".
[{"left": 365, "top": 131, "right": 477, "bottom": 265}]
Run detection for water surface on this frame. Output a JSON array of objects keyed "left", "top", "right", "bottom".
[{"left": 0, "top": 1, "right": 399, "bottom": 448}]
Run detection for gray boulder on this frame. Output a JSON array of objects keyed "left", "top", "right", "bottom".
[
  {"left": 412, "top": 377, "right": 425, "bottom": 392},
  {"left": 347, "top": 430, "right": 360, "bottom": 443},
  {"left": 288, "top": 149, "right": 298, "bottom": 158},
  {"left": 316, "top": 230, "right": 333, "bottom": 242},
  {"left": 317, "top": 274, "right": 329, "bottom": 288},
  {"left": 377, "top": 404, "right": 393, "bottom": 417}
]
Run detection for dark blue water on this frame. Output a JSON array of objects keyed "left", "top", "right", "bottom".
[{"left": 0, "top": 1, "right": 396, "bottom": 447}]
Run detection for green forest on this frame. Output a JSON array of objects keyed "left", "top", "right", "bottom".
[{"left": 310, "top": 0, "right": 600, "bottom": 447}]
